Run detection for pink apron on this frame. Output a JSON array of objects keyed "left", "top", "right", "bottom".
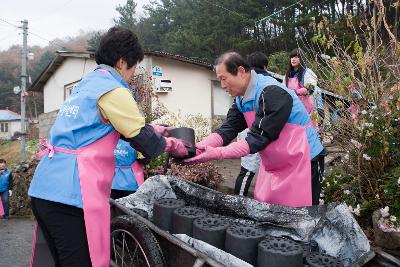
[
  {"left": 132, "top": 162, "right": 144, "bottom": 186},
  {"left": 0, "top": 198, "right": 4, "bottom": 216},
  {"left": 287, "top": 77, "right": 314, "bottom": 115},
  {"left": 115, "top": 161, "right": 145, "bottom": 186},
  {"left": 33, "top": 131, "right": 119, "bottom": 267},
  {"left": 244, "top": 112, "right": 312, "bottom": 207}
]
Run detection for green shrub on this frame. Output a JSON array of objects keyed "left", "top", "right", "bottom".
[
  {"left": 310, "top": 13, "right": 400, "bottom": 229},
  {"left": 144, "top": 156, "right": 222, "bottom": 189},
  {"left": 268, "top": 51, "right": 288, "bottom": 74}
]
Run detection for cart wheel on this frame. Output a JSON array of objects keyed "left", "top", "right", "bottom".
[{"left": 111, "top": 215, "right": 166, "bottom": 267}]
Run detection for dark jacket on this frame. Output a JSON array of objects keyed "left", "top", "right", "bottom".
[{"left": 215, "top": 85, "right": 292, "bottom": 154}]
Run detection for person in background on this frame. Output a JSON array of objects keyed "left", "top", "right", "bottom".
[
  {"left": 347, "top": 83, "right": 363, "bottom": 124},
  {"left": 0, "top": 159, "right": 12, "bottom": 219},
  {"left": 111, "top": 139, "right": 144, "bottom": 199},
  {"left": 246, "top": 51, "right": 270, "bottom": 76},
  {"left": 184, "top": 52, "right": 324, "bottom": 207},
  {"left": 234, "top": 128, "right": 260, "bottom": 196},
  {"left": 284, "top": 48, "right": 326, "bottom": 130},
  {"left": 283, "top": 48, "right": 318, "bottom": 115},
  {"left": 28, "top": 27, "right": 190, "bottom": 267}
]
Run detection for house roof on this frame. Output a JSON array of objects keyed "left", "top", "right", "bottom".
[
  {"left": 29, "top": 50, "right": 213, "bottom": 92},
  {"left": 144, "top": 50, "right": 212, "bottom": 69},
  {"left": 0, "top": 109, "right": 21, "bottom": 121},
  {"left": 29, "top": 51, "right": 93, "bottom": 92}
]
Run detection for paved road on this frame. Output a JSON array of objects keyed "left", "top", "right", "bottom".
[{"left": 0, "top": 218, "right": 35, "bottom": 267}]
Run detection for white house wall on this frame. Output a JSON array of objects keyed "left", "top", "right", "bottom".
[
  {"left": 10, "top": 121, "right": 21, "bottom": 138},
  {"left": 0, "top": 121, "right": 24, "bottom": 139},
  {"left": 42, "top": 55, "right": 231, "bottom": 121},
  {"left": 212, "top": 81, "right": 233, "bottom": 116},
  {"left": 43, "top": 58, "right": 97, "bottom": 113},
  {"left": 150, "top": 57, "right": 213, "bottom": 118}
]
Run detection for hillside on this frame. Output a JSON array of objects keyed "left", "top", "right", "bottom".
[
  {"left": 0, "top": 140, "right": 38, "bottom": 166},
  {"left": 0, "top": 32, "right": 92, "bottom": 115}
]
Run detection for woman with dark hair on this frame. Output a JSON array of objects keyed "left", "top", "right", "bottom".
[
  {"left": 283, "top": 48, "right": 318, "bottom": 115},
  {"left": 28, "top": 27, "right": 190, "bottom": 267}
]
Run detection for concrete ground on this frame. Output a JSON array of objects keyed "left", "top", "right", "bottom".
[
  {"left": 0, "top": 217, "right": 35, "bottom": 267},
  {"left": 215, "top": 159, "right": 256, "bottom": 196}
]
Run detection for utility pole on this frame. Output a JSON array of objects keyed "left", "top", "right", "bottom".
[{"left": 20, "top": 20, "right": 28, "bottom": 162}]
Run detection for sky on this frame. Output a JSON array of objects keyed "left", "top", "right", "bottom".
[{"left": 0, "top": 0, "right": 151, "bottom": 51}]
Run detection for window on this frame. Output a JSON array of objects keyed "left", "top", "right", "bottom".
[
  {"left": 0, "top": 123, "right": 8, "bottom": 132},
  {"left": 64, "top": 80, "right": 81, "bottom": 100}
]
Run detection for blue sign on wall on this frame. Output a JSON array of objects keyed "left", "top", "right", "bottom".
[{"left": 152, "top": 66, "right": 163, "bottom": 76}]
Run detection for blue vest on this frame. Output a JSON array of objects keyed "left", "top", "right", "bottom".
[
  {"left": 28, "top": 65, "right": 129, "bottom": 208},
  {"left": 236, "top": 74, "right": 323, "bottom": 159},
  {"left": 111, "top": 139, "right": 139, "bottom": 191},
  {"left": 0, "top": 169, "right": 11, "bottom": 192}
]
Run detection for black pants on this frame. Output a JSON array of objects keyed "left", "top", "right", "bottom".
[
  {"left": 110, "top": 189, "right": 134, "bottom": 200},
  {"left": 234, "top": 166, "right": 255, "bottom": 197},
  {"left": 311, "top": 149, "right": 326, "bottom": 205},
  {"left": 31, "top": 197, "right": 92, "bottom": 267}
]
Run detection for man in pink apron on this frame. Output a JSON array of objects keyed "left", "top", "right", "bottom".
[
  {"left": 28, "top": 27, "right": 190, "bottom": 267},
  {"left": 184, "top": 52, "right": 324, "bottom": 207}
]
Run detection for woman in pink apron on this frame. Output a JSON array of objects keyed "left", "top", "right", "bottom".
[
  {"left": 185, "top": 51, "right": 324, "bottom": 207},
  {"left": 283, "top": 48, "right": 318, "bottom": 115},
  {"left": 28, "top": 27, "right": 190, "bottom": 267}
]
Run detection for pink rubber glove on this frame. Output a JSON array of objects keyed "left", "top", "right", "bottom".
[
  {"left": 183, "top": 139, "right": 250, "bottom": 164},
  {"left": 197, "top": 133, "right": 224, "bottom": 147},
  {"left": 151, "top": 124, "right": 173, "bottom": 136},
  {"left": 195, "top": 133, "right": 224, "bottom": 155},
  {"left": 295, "top": 87, "right": 308, "bottom": 96},
  {"left": 164, "top": 137, "right": 191, "bottom": 158}
]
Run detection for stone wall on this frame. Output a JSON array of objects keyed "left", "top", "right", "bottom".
[{"left": 38, "top": 110, "right": 58, "bottom": 138}]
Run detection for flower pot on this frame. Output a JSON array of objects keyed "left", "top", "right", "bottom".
[
  {"left": 305, "top": 252, "right": 343, "bottom": 267},
  {"left": 152, "top": 198, "right": 185, "bottom": 231},
  {"left": 257, "top": 236, "right": 303, "bottom": 267},
  {"left": 193, "top": 215, "right": 230, "bottom": 250},
  {"left": 225, "top": 224, "right": 265, "bottom": 265},
  {"left": 168, "top": 127, "right": 196, "bottom": 158},
  {"left": 171, "top": 206, "right": 207, "bottom": 236}
]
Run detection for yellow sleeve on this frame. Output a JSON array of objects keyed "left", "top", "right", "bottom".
[{"left": 97, "top": 88, "right": 145, "bottom": 138}]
